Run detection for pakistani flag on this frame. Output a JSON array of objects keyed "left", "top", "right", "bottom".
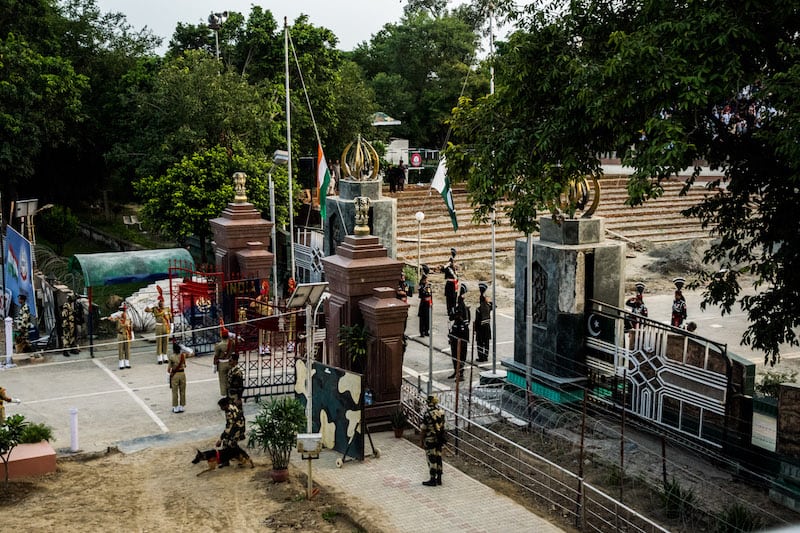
[
  {"left": 431, "top": 156, "right": 458, "bottom": 231},
  {"left": 317, "top": 143, "right": 331, "bottom": 219}
]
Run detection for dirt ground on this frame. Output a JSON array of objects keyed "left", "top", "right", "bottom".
[{"left": 0, "top": 446, "right": 381, "bottom": 533}]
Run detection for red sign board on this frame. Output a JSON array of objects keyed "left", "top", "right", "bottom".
[{"left": 410, "top": 153, "right": 422, "bottom": 167}]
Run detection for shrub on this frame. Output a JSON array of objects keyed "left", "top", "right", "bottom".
[
  {"left": 661, "top": 477, "right": 695, "bottom": 520},
  {"left": 715, "top": 503, "right": 763, "bottom": 533},
  {"left": 755, "top": 370, "right": 797, "bottom": 398},
  {"left": 19, "top": 422, "right": 54, "bottom": 444}
]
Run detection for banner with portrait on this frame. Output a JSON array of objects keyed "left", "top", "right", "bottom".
[{"left": 4, "top": 226, "right": 37, "bottom": 319}]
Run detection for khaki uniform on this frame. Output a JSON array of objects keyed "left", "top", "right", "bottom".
[
  {"left": 213, "top": 337, "right": 235, "bottom": 396},
  {"left": 150, "top": 304, "right": 172, "bottom": 363},
  {"left": 168, "top": 350, "right": 187, "bottom": 412},
  {"left": 0, "top": 386, "right": 14, "bottom": 420}
]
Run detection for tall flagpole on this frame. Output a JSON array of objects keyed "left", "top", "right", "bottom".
[
  {"left": 489, "top": 4, "right": 499, "bottom": 374},
  {"left": 285, "top": 17, "right": 296, "bottom": 280}
]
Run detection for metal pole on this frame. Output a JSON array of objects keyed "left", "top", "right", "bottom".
[
  {"left": 284, "top": 18, "right": 296, "bottom": 280},
  {"left": 525, "top": 234, "right": 533, "bottom": 405},
  {"left": 491, "top": 208, "right": 497, "bottom": 373},
  {"left": 306, "top": 303, "right": 313, "bottom": 433},
  {"left": 269, "top": 173, "right": 279, "bottom": 307},
  {"left": 416, "top": 217, "right": 422, "bottom": 281},
  {"left": 4, "top": 316, "right": 13, "bottom": 367},
  {"left": 427, "top": 295, "right": 433, "bottom": 396},
  {"left": 69, "top": 407, "right": 79, "bottom": 452}
]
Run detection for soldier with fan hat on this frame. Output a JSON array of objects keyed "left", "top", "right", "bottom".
[
  {"left": 671, "top": 277, "right": 687, "bottom": 328},
  {"left": 145, "top": 286, "right": 172, "bottom": 364}
]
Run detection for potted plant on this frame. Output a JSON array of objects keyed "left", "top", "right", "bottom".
[
  {"left": 247, "top": 396, "right": 306, "bottom": 482},
  {"left": 339, "top": 323, "right": 368, "bottom": 372},
  {"left": 389, "top": 407, "right": 408, "bottom": 438}
]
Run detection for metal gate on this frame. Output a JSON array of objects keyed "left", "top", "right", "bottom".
[{"left": 233, "top": 297, "right": 307, "bottom": 400}]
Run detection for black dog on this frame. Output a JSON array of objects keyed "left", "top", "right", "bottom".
[{"left": 192, "top": 446, "right": 254, "bottom": 476}]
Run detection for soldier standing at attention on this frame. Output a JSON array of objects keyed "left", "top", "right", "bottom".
[
  {"left": 448, "top": 283, "right": 470, "bottom": 381},
  {"left": 420, "top": 395, "right": 446, "bottom": 486},
  {"left": 215, "top": 396, "right": 247, "bottom": 466},
  {"left": 475, "top": 282, "right": 493, "bottom": 362},
  {"left": 227, "top": 351, "right": 244, "bottom": 407},
  {"left": 214, "top": 322, "right": 235, "bottom": 397},
  {"left": 418, "top": 269, "right": 432, "bottom": 337},
  {"left": 145, "top": 286, "right": 171, "bottom": 364},
  {"left": 168, "top": 342, "right": 187, "bottom": 413},
  {"left": 61, "top": 294, "right": 80, "bottom": 357},
  {"left": 443, "top": 248, "right": 459, "bottom": 319}
]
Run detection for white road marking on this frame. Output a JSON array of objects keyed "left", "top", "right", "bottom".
[{"left": 93, "top": 358, "right": 169, "bottom": 433}]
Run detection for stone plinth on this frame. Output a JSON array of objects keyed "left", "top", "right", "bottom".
[
  {"left": 509, "top": 217, "right": 624, "bottom": 399},
  {"left": 359, "top": 287, "right": 409, "bottom": 423},
  {"left": 324, "top": 179, "right": 397, "bottom": 258},
  {"left": 322, "top": 235, "right": 403, "bottom": 370},
  {"left": 235, "top": 241, "right": 274, "bottom": 280},
  {"left": 210, "top": 202, "right": 273, "bottom": 277},
  {"left": 2, "top": 441, "right": 56, "bottom": 479}
]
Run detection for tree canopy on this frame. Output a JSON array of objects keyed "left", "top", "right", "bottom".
[{"left": 446, "top": 0, "right": 800, "bottom": 361}]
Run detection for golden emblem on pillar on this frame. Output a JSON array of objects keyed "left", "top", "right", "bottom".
[
  {"left": 233, "top": 172, "right": 248, "bottom": 203},
  {"left": 341, "top": 135, "right": 380, "bottom": 181},
  {"left": 548, "top": 174, "right": 600, "bottom": 219}
]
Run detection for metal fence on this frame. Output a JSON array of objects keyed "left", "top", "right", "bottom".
[{"left": 400, "top": 376, "right": 789, "bottom": 532}]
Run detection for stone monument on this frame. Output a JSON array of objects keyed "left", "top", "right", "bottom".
[
  {"left": 505, "top": 176, "right": 625, "bottom": 403},
  {"left": 323, "top": 135, "right": 398, "bottom": 258},
  {"left": 209, "top": 172, "right": 274, "bottom": 280}
]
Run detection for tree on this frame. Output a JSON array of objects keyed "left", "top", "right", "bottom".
[
  {"left": 351, "top": 11, "right": 485, "bottom": 149},
  {"left": 446, "top": 0, "right": 800, "bottom": 362},
  {"left": 113, "top": 50, "right": 282, "bottom": 182},
  {"left": 0, "top": 414, "right": 28, "bottom": 489},
  {"left": 38, "top": 205, "right": 79, "bottom": 255},
  {"left": 134, "top": 144, "right": 292, "bottom": 265}
]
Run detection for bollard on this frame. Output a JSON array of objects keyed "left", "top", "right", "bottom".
[
  {"left": 70, "top": 407, "right": 79, "bottom": 452},
  {"left": 4, "top": 316, "right": 14, "bottom": 368}
]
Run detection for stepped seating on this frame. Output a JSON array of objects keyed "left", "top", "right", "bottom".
[{"left": 392, "top": 176, "right": 715, "bottom": 269}]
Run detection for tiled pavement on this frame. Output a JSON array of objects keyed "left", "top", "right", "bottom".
[{"left": 292, "top": 430, "right": 565, "bottom": 533}]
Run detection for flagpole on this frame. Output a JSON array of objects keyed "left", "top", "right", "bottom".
[{"left": 285, "top": 17, "right": 296, "bottom": 280}]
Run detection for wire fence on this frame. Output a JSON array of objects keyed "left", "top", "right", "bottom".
[{"left": 400, "top": 377, "right": 792, "bottom": 532}]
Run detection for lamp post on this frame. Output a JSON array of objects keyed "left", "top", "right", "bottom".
[
  {"left": 415, "top": 211, "right": 424, "bottom": 281},
  {"left": 269, "top": 150, "right": 289, "bottom": 305},
  {"left": 207, "top": 11, "right": 228, "bottom": 62}
]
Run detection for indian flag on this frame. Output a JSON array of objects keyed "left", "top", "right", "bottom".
[
  {"left": 317, "top": 143, "right": 331, "bottom": 219},
  {"left": 431, "top": 156, "right": 458, "bottom": 231}
]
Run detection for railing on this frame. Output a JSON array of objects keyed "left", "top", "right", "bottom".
[{"left": 400, "top": 378, "right": 669, "bottom": 532}]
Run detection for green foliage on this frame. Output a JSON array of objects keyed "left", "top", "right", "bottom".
[
  {"left": 338, "top": 324, "right": 368, "bottom": 365},
  {"left": 389, "top": 408, "right": 408, "bottom": 430},
  {"left": 755, "top": 370, "right": 797, "bottom": 399},
  {"left": 446, "top": 0, "right": 800, "bottom": 361},
  {"left": 352, "top": 10, "right": 486, "bottom": 149},
  {"left": 19, "top": 422, "right": 54, "bottom": 444},
  {"left": 715, "top": 503, "right": 764, "bottom": 533},
  {"left": 38, "top": 206, "right": 80, "bottom": 255},
  {"left": 0, "top": 414, "right": 29, "bottom": 488},
  {"left": 247, "top": 396, "right": 306, "bottom": 471},
  {"left": 134, "top": 144, "right": 291, "bottom": 264},
  {"left": 661, "top": 477, "right": 695, "bottom": 520},
  {"left": 321, "top": 508, "right": 340, "bottom": 522}
]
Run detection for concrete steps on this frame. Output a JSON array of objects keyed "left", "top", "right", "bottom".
[{"left": 391, "top": 177, "right": 714, "bottom": 269}]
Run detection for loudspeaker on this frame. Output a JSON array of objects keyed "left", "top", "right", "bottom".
[{"left": 298, "top": 156, "right": 316, "bottom": 189}]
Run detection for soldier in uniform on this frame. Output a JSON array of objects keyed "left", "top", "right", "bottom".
[
  {"left": 250, "top": 281, "right": 271, "bottom": 355},
  {"left": 671, "top": 277, "right": 687, "bottom": 328},
  {"left": 213, "top": 322, "right": 235, "bottom": 397},
  {"left": 624, "top": 282, "right": 648, "bottom": 331},
  {"left": 215, "top": 396, "right": 247, "bottom": 466},
  {"left": 167, "top": 342, "right": 187, "bottom": 413},
  {"left": 0, "top": 386, "right": 21, "bottom": 420},
  {"left": 448, "top": 283, "right": 470, "bottom": 381},
  {"left": 418, "top": 268, "right": 432, "bottom": 337},
  {"left": 145, "top": 286, "right": 172, "bottom": 364},
  {"left": 106, "top": 304, "right": 133, "bottom": 369},
  {"left": 443, "top": 248, "right": 459, "bottom": 319},
  {"left": 61, "top": 295, "right": 80, "bottom": 357},
  {"left": 474, "top": 282, "right": 493, "bottom": 362},
  {"left": 420, "top": 395, "right": 446, "bottom": 486},
  {"left": 227, "top": 350, "right": 244, "bottom": 407},
  {"left": 14, "top": 293, "right": 31, "bottom": 353}
]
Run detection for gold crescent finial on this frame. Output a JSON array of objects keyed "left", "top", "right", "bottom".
[{"left": 341, "top": 135, "right": 380, "bottom": 181}]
